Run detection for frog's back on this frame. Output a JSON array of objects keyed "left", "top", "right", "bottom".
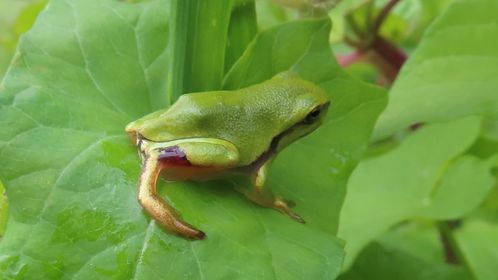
[{"left": 136, "top": 76, "right": 327, "bottom": 165}]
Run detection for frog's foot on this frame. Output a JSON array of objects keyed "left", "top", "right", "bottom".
[
  {"left": 138, "top": 152, "right": 205, "bottom": 240},
  {"left": 241, "top": 158, "right": 306, "bottom": 223},
  {"left": 239, "top": 186, "right": 306, "bottom": 224},
  {"left": 138, "top": 191, "right": 206, "bottom": 240},
  {"left": 274, "top": 198, "right": 305, "bottom": 224}
]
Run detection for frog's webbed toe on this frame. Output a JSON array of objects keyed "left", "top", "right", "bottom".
[
  {"left": 240, "top": 187, "right": 306, "bottom": 224},
  {"left": 274, "top": 198, "right": 305, "bottom": 224}
]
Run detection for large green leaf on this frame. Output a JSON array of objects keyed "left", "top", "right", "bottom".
[
  {"left": 374, "top": 0, "right": 498, "bottom": 140},
  {"left": 0, "top": 1, "right": 385, "bottom": 279},
  {"left": 339, "top": 117, "right": 496, "bottom": 267}
]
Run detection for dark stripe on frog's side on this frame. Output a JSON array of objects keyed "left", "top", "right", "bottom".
[{"left": 245, "top": 102, "right": 330, "bottom": 172}]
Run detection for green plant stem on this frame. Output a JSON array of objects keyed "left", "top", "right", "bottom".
[
  {"left": 169, "top": 0, "right": 234, "bottom": 103},
  {"left": 437, "top": 220, "right": 464, "bottom": 265},
  {"left": 225, "top": 0, "right": 258, "bottom": 72},
  {"left": 372, "top": 0, "right": 401, "bottom": 32}
]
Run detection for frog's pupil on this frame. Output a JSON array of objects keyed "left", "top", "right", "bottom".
[{"left": 305, "top": 108, "right": 321, "bottom": 123}]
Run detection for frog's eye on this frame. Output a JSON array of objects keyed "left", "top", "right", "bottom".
[{"left": 305, "top": 107, "right": 321, "bottom": 124}]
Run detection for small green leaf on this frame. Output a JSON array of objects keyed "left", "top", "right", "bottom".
[
  {"left": 255, "top": 0, "right": 295, "bottom": 30},
  {"left": 374, "top": 0, "right": 498, "bottom": 140},
  {"left": 418, "top": 155, "right": 496, "bottom": 220}
]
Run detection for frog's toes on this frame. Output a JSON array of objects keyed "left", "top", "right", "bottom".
[{"left": 274, "top": 199, "right": 305, "bottom": 224}]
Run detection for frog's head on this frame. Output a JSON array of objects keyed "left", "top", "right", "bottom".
[{"left": 267, "top": 73, "right": 330, "bottom": 152}]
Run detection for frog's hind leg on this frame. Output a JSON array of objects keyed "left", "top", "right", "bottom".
[
  {"left": 138, "top": 152, "right": 206, "bottom": 240},
  {"left": 137, "top": 138, "right": 240, "bottom": 240},
  {"left": 239, "top": 160, "right": 305, "bottom": 223}
]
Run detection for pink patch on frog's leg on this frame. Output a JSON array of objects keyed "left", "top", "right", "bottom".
[{"left": 158, "top": 146, "right": 191, "bottom": 166}]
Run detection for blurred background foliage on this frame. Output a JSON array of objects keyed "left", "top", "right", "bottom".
[
  {"left": 0, "top": 0, "right": 496, "bottom": 279},
  {"left": 0, "top": 0, "right": 47, "bottom": 77}
]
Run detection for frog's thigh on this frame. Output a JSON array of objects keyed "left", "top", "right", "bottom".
[{"left": 173, "top": 138, "right": 240, "bottom": 168}]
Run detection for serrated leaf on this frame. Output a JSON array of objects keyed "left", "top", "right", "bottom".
[{"left": 0, "top": 1, "right": 385, "bottom": 279}]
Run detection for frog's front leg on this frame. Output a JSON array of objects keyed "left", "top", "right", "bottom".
[
  {"left": 240, "top": 159, "right": 305, "bottom": 223},
  {"left": 138, "top": 138, "right": 240, "bottom": 240}
]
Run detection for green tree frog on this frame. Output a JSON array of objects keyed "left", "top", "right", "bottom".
[{"left": 125, "top": 73, "right": 330, "bottom": 240}]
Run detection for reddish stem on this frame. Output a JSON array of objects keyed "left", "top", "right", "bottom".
[
  {"left": 337, "top": 51, "right": 364, "bottom": 67},
  {"left": 342, "top": 0, "right": 407, "bottom": 83},
  {"left": 438, "top": 220, "right": 462, "bottom": 265},
  {"left": 368, "top": 36, "right": 407, "bottom": 81}
]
